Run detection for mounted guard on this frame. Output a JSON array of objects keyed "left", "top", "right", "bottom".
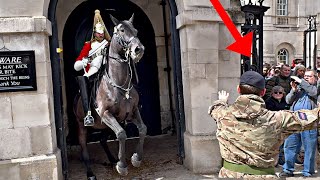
[
  {"left": 74, "top": 10, "right": 111, "bottom": 126},
  {"left": 73, "top": 12, "right": 146, "bottom": 178}
]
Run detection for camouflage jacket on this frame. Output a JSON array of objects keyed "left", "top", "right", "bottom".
[
  {"left": 265, "top": 75, "right": 291, "bottom": 99},
  {"left": 209, "top": 94, "right": 319, "bottom": 169}
]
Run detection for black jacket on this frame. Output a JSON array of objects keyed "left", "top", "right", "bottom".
[
  {"left": 264, "top": 75, "right": 291, "bottom": 100},
  {"left": 265, "top": 97, "right": 290, "bottom": 111}
]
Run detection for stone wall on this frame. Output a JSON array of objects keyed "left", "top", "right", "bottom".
[
  {"left": 175, "top": 0, "right": 241, "bottom": 173},
  {"left": 0, "top": 15, "right": 62, "bottom": 180}
]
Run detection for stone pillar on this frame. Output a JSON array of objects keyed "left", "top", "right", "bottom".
[
  {"left": 0, "top": 17, "right": 62, "bottom": 180},
  {"left": 175, "top": 0, "right": 241, "bottom": 173}
]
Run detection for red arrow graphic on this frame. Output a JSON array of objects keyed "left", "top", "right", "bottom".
[{"left": 210, "top": 0, "right": 253, "bottom": 57}]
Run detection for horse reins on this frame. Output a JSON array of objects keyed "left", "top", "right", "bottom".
[
  {"left": 105, "top": 25, "right": 138, "bottom": 99},
  {"left": 107, "top": 55, "right": 133, "bottom": 99}
]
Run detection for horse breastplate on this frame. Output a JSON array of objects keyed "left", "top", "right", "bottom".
[{"left": 88, "top": 40, "right": 107, "bottom": 60}]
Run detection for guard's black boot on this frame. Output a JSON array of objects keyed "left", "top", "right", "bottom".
[{"left": 77, "top": 76, "right": 94, "bottom": 126}]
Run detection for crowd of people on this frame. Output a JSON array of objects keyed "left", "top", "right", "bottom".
[
  {"left": 208, "top": 58, "right": 320, "bottom": 178},
  {"left": 263, "top": 61, "right": 320, "bottom": 177}
]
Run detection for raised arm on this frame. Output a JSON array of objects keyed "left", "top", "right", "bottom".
[
  {"left": 300, "top": 79, "right": 318, "bottom": 97},
  {"left": 208, "top": 90, "right": 229, "bottom": 121},
  {"left": 279, "top": 108, "right": 319, "bottom": 135},
  {"left": 286, "top": 88, "right": 298, "bottom": 105}
]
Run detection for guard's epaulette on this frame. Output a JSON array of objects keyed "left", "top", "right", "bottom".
[{"left": 85, "top": 41, "right": 90, "bottom": 44}]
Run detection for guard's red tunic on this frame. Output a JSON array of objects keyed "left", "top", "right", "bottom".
[{"left": 76, "top": 41, "right": 91, "bottom": 72}]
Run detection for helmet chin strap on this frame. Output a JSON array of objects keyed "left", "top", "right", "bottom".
[{"left": 94, "top": 35, "right": 104, "bottom": 42}]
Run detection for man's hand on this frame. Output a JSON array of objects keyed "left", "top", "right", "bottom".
[
  {"left": 290, "top": 81, "right": 298, "bottom": 92},
  {"left": 82, "top": 57, "right": 89, "bottom": 66},
  {"left": 218, "top": 90, "right": 229, "bottom": 103},
  {"left": 291, "top": 76, "right": 302, "bottom": 84},
  {"left": 208, "top": 90, "right": 229, "bottom": 115}
]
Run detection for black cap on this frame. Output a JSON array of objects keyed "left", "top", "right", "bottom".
[{"left": 240, "top": 71, "right": 265, "bottom": 90}]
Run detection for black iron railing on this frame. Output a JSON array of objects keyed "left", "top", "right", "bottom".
[{"left": 240, "top": 0, "right": 269, "bottom": 75}]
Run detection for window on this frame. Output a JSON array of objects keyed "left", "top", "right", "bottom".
[
  {"left": 276, "top": 0, "right": 288, "bottom": 25},
  {"left": 277, "top": 0, "right": 288, "bottom": 16},
  {"left": 277, "top": 48, "right": 289, "bottom": 64}
]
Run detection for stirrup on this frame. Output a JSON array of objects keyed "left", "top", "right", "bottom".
[{"left": 84, "top": 111, "right": 94, "bottom": 126}]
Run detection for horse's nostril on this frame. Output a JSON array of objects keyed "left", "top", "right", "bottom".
[{"left": 135, "top": 47, "right": 141, "bottom": 54}]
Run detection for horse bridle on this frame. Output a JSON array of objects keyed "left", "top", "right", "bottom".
[
  {"left": 105, "top": 24, "right": 138, "bottom": 99},
  {"left": 113, "top": 24, "right": 137, "bottom": 59}
]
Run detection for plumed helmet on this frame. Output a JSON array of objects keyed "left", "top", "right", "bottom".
[
  {"left": 95, "top": 22, "right": 104, "bottom": 34},
  {"left": 92, "top": 10, "right": 111, "bottom": 41}
]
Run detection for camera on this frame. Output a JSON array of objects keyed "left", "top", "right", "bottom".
[{"left": 290, "top": 77, "right": 300, "bottom": 85}]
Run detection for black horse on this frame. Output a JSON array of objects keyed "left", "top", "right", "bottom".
[{"left": 74, "top": 14, "right": 146, "bottom": 179}]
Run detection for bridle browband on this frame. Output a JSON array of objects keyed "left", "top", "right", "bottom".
[{"left": 113, "top": 24, "right": 137, "bottom": 51}]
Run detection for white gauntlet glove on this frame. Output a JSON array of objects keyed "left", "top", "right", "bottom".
[
  {"left": 74, "top": 57, "right": 89, "bottom": 71},
  {"left": 82, "top": 57, "right": 89, "bottom": 66}
]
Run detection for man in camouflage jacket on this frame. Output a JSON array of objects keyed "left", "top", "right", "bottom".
[{"left": 208, "top": 71, "right": 320, "bottom": 179}]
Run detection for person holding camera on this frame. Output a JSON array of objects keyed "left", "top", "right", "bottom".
[{"left": 280, "top": 70, "right": 319, "bottom": 177}]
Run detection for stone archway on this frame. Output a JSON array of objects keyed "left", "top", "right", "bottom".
[
  {"left": 51, "top": 0, "right": 184, "bottom": 178},
  {"left": 62, "top": 0, "right": 162, "bottom": 144}
]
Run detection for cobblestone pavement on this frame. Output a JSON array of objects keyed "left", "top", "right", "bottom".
[{"left": 67, "top": 134, "right": 320, "bottom": 179}]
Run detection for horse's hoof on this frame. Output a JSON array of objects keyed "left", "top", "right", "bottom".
[
  {"left": 87, "top": 175, "right": 97, "bottom": 180},
  {"left": 116, "top": 164, "right": 128, "bottom": 176},
  {"left": 131, "top": 153, "right": 142, "bottom": 167}
]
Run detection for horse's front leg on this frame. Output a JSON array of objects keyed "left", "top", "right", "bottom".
[
  {"left": 78, "top": 124, "right": 97, "bottom": 180},
  {"left": 131, "top": 108, "right": 147, "bottom": 167},
  {"left": 101, "top": 112, "right": 128, "bottom": 176},
  {"left": 100, "top": 130, "right": 117, "bottom": 165}
]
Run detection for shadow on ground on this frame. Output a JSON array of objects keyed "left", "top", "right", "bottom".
[
  {"left": 67, "top": 134, "right": 216, "bottom": 179},
  {"left": 67, "top": 133, "right": 320, "bottom": 179}
]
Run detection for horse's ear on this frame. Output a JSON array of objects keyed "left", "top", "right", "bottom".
[
  {"left": 110, "top": 14, "right": 120, "bottom": 25},
  {"left": 128, "top": 13, "right": 134, "bottom": 24}
]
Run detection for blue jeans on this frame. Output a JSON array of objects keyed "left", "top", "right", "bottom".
[{"left": 283, "top": 130, "right": 318, "bottom": 176}]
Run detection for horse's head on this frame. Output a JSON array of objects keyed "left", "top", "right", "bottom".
[{"left": 110, "top": 14, "right": 145, "bottom": 63}]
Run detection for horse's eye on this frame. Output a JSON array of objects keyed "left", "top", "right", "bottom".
[{"left": 120, "top": 29, "right": 125, "bottom": 32}]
